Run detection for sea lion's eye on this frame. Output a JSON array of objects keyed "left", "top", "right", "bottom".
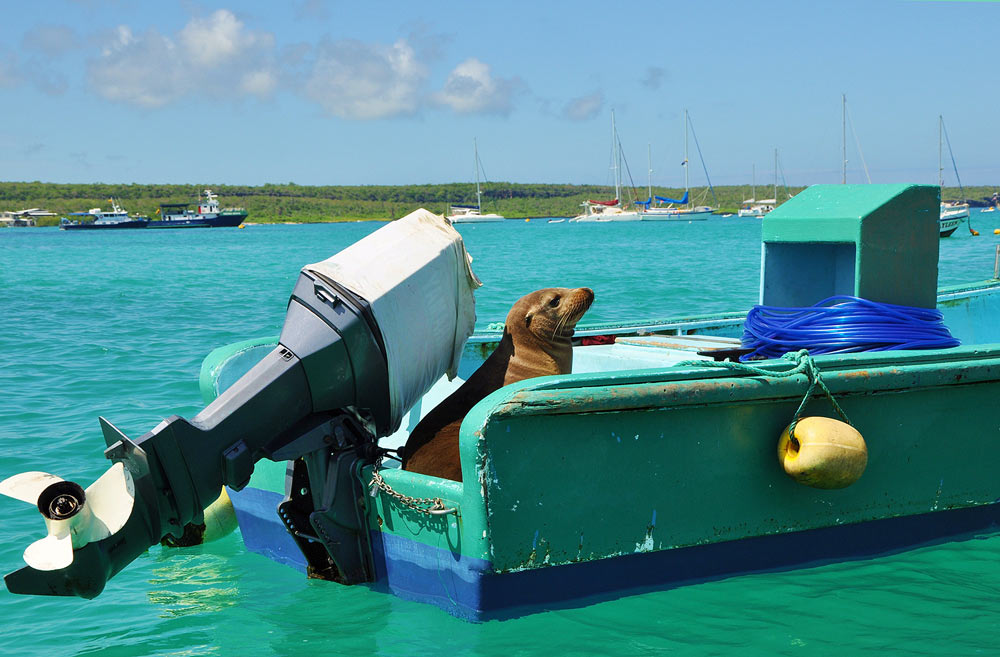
[{"left": 548, "top": 296, "right": 560, "bottom": 308}]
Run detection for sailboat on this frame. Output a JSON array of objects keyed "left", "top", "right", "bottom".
[
  {"left": 937, "top": 115, "right": 969, "bottom": 238},
  {"left": 640, "top": 109, "right": 715, "bottom": 220},
  {"left": 570, "top": 111, "right": 641, "bottom": 222},
  {"left": 447, "top": 139, "right": 505, "bottom": 224},
  {"left": 738, "top": 150, "right": 784, "bottom": 218}
]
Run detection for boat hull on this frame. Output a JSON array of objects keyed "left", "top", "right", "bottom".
[
  {"left": 641, "top": 207, "right": 713, "bottom": 221},
  {"left": 570, "top": 212, "right": 642, "bottom": 222},
  {"left": 939, "top": 204, "right": 969, "bottom": 237},
  {"left": 60, "top": 220, "right": 149, "bottom": 230},
  {"left": 148, "top": 212, "right": 247, "bottom": 229},
  {"left": 211, "top": 280, "right": 1000, "bottom": 620},
  {"left": 448, "top": 214, "right": 505, "bottom": 224}
]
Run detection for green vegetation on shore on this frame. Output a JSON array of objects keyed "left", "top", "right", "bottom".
[{"left": 1, "top": 181, "right": 993, "bottom": 226}]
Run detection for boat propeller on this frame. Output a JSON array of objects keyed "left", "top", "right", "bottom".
[{"left": 0, "top": 464, "right": 134, "bottom": 571}]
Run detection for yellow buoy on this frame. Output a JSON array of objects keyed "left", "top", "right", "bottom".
[
  {"left": 525, "top": 218, "right": 530, "bottom": 222},
  {"left": 777, "top": 416, "right": 867, "bottom": 489},
  {"left": 993, "top": 228, "right": 1000, "bottom": 235}
]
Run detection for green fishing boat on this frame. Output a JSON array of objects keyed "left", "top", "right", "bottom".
[{"left": 4, "top": 185, "right": 1000, "bottom": 621}]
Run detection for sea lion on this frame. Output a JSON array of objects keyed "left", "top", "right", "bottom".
[{"left": 401, "top": 287, "right": 594, "bottom": 481}]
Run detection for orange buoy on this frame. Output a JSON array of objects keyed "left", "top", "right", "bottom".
[{"left": 777, "top": 416, "right": 867, "bottom": 489}]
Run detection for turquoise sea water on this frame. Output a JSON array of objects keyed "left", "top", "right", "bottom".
[{"left": 2, "top": 213, "right": 1000, "bottom": 656}]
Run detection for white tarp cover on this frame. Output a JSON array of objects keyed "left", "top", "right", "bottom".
[{"left": 306, "top": 208, "right": 481, "bottom": 431}]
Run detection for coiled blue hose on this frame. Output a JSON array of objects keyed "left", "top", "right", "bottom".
[{"left": 741, "top": 295, "right": 960, "bottom": 361}]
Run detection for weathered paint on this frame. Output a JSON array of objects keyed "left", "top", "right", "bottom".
[
  {"left": 212, "top": 278, "right": 1000, "bottom": 618},
  {"left": 461, "top": 345, "right": 1000, "bottom": 574}
]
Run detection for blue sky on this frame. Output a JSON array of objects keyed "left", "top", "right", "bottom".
[{"left": 1, "top": 1, "right": 997, "bottom": 188}]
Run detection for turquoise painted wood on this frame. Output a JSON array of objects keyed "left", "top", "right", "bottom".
[
  {"left": 464, "top": 345, "right": 1000, "bottom": 573},
  {"left": 761, "top": 184, "right": 940, "bottom": 308}
]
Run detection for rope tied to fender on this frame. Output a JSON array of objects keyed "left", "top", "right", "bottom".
[
  {"left": 368, "top": 454, "right": 457, "bottom": 516},
  {"left": 676, "top": 349, "right": 852, "bottom": 436}
]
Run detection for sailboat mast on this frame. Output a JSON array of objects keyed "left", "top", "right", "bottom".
[
  {"left": 647, "top": 143, "right": 652, "bottom": 201},
  {"left": 474, "top": 138, "right": 482, "bottom": 213},
  {"left": 774, "top": 148, "right": 778, "bottom": 201},
  {"left": 611, "top": 110, "right": 621, "bottom": 201},
  {"left": 842, "top": 94, "right": 847, "bottom": 184},
  {"left": 683, "top": 109, "right": 690, "bottom": 206},
  {"left": 938, "top": 115, "right": 944, "bottom": 189},
  {"left": 752, "top": 163, "right": 756, "bottom": 201}
]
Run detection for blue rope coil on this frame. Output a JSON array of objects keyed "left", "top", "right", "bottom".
[{"left": 741, "top": 295, "right": 960, "bottom": 361}]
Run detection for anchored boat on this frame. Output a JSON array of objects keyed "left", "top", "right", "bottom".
[
  {"left": 447, "top": 140, "right": 504, "bottom": 224},
  {"left": 571, "top": 111, "right": 641, "bottom": 222},
  {"left": 5, "top": 185, "right": 1000, "bottom": 621},
  {"left": 59, "top": 199, "right": 148, "bottom": 230},
  {"left": 149, "top": 189, "right": 247, "bottom": 228}
]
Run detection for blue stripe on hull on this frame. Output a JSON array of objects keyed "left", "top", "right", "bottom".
[
  {"left": 228, "top": 487, "right": 307, "bottom": 572},
  {"left": 230, "top": 485, "right": 1000, "bottom": 620},
  {"left": 374, "top": 502, "right": 1000, "bottom": 620},
  {"left": 369, "top": 531, "right": 491, "bottom": 617}
]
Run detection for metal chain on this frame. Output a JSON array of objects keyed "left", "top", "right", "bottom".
[{"left": 368, "top": 455, "right": 457, "bottom": 516}]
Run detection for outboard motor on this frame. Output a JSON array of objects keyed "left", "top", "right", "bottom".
[{"left": 0, "top": 209, "right": 480, "bottom": 598}]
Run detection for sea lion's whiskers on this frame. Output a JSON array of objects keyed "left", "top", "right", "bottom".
[{"left": 552, "top": 313, "right": 567, "bottom": 340}]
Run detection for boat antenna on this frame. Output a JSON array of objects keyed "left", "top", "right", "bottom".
[{"left": 685, "top": 111, "right": 718, "bottom": 206}]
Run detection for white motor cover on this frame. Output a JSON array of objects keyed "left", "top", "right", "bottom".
[{"left": 306, "top": 208, "right": 482, "bottom": 431}]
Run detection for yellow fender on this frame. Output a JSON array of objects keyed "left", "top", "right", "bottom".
[
  {"left": 202, "top": 487, "right": 239, "bottom": 542},
  {"left": 777, "top": 416, "right": 867, "bottom": 489},
  {"left": 161, "top": 487, "right": 239, "bottom": 547}
]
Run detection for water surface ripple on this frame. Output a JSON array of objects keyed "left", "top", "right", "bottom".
[{"left": 2, "top": 215, "right": 1000, "bottom": 656}]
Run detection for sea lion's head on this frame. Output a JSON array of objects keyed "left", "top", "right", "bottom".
[{"left": 507, "top": 287, "right": 595, "bottom": 343}]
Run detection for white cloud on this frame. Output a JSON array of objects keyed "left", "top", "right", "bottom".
[
  {"left": 82, "top": 12, "right": 522, "bottom": 119},
  {"left": 304, "top": 38, "right": 427, "bottom": 120},
  {"left": 241, "top": 69, "right": 277, "bottom": 96},
  {"left": 87, "top": 10, "right": 276, "bottom": 107},
  {"left": 179, "top": 10, "right": 273, "bottom": 68},
  {"left": 433, "top": 58, "right": 521, "bottom": 115},
  {"left": 563, "top": 92, "right": 604, "bottom": 121}
]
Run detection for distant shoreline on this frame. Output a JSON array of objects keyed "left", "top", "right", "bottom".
[{"left": 2, "top": 181, "right": 994, "bottom": 227}]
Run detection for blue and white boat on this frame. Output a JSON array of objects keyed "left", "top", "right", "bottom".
[
  {"left": 59, "top": 199, "right": 148, "bottom": 231},
  {"left": 447, "top": 140, "right": 504, "bottom": 223},
  {"left": 571, "top": 111, "right": 641, "bottom": 222},
  {"left": 148, "top": 189, "right": 247, "bottom": 228}
]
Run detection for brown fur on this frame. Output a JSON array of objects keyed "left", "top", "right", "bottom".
[{"left": 401, "top": 287, "right": 594, "bottom": 481}]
